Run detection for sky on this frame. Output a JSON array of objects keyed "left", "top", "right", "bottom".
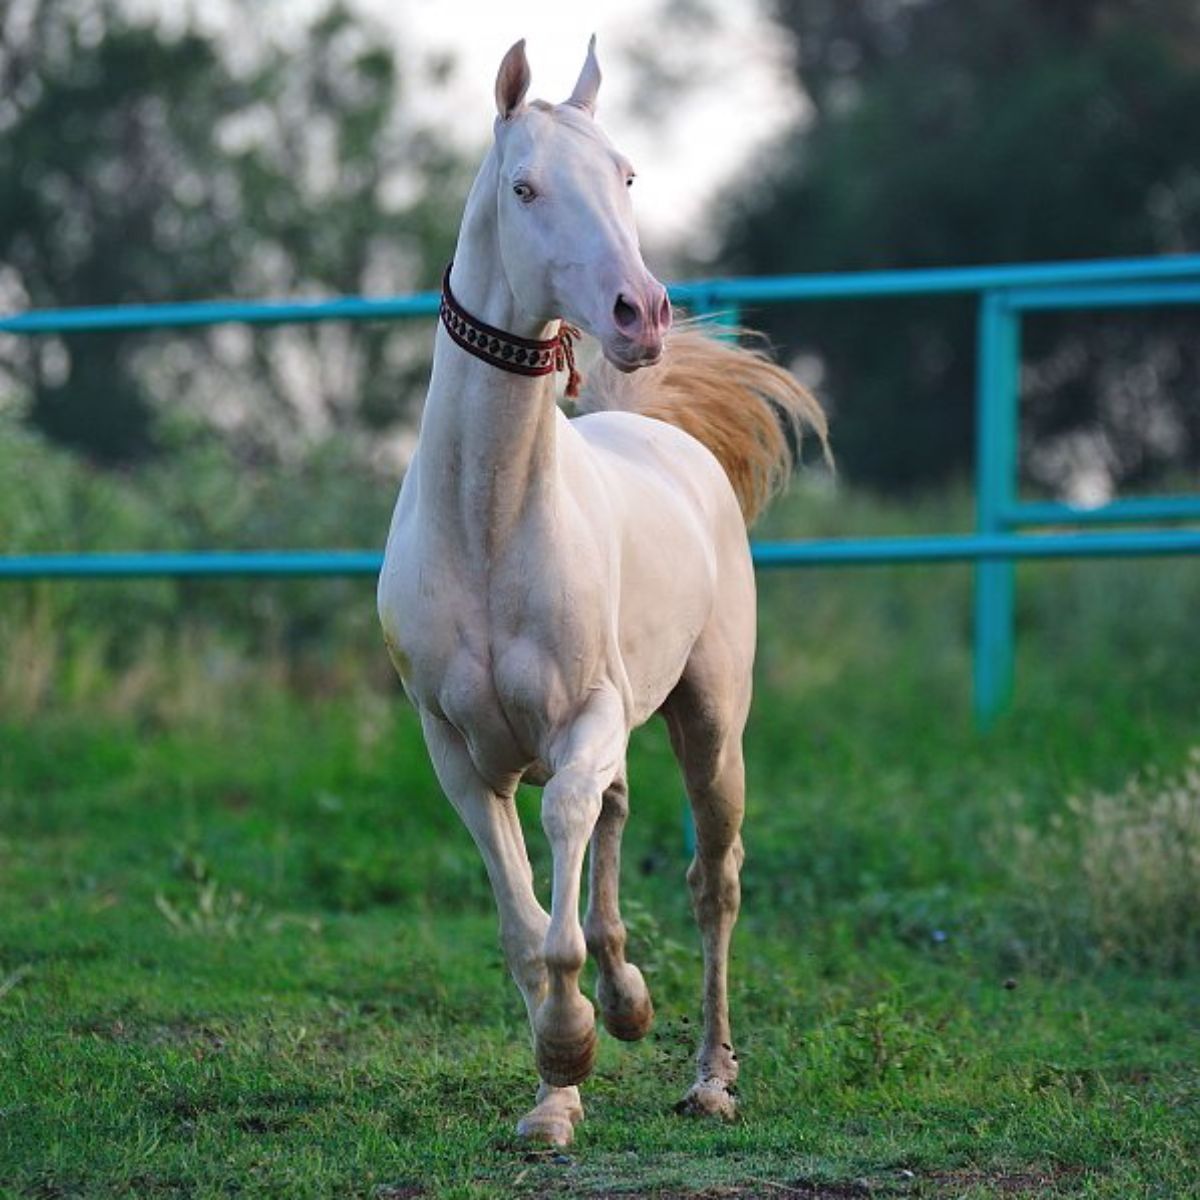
[
  {"left": 369, "top": 0, "right": 804, "bottom": 249},
  {"left": 142, "top": 0, "right": 805, "bottom": 255}
]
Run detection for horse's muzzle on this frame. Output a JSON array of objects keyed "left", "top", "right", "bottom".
[{"left": 604, "top": 336, "right": 663, "bottom": 373}]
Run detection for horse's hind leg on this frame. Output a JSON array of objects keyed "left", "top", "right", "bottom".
[
  {"left": 419, "top": 711, "right": 583, "bottom": 1147},
  {"left": 663, "top": 667, "right": 749, "bottom": 1120},
  {"left": 584, "top": 772, "right": 654, "bottom": 1041}
]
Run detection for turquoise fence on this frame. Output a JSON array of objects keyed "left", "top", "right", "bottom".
[{"left": 4, "top": 255, "right": 1200, "bottom": 726}]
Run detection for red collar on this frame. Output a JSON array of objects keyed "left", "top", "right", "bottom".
[{"left": 439, "top": 264, "right": 582, "bottom": 398}]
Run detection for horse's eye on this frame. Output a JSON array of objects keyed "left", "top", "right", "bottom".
[
  {"left": 626, "top": 175, "right": 635, "bottom": 188},
  {"left": 513, "top": 182, "right": 536, "bottom": 202}
]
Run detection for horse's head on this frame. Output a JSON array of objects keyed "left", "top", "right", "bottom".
[{"left": 489, "top": 38, "right": 671, "bottom": 372}]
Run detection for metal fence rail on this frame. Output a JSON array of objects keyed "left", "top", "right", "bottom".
[
  {"left": 4, "top": 530, "right": 1200, "bottom": 580},
  {"left": 4, "top": 254, "right": 1200, "bottom": 726}
]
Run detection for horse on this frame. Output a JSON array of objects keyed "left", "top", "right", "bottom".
[{"left": 377, "top": 37, "right": 827, "bottom": 1147}]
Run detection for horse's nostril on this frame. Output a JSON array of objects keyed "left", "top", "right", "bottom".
[{"left": 614, "top": 295, "right": 639, "bottom": 330}]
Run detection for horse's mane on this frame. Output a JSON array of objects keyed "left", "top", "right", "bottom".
[{"left": 576, "top": 321, "right": 831, "bottom": 526}]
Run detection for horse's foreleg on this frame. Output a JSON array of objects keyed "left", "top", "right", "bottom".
[
  {"left": 584, "top": 773, "right": 654, "bottom": 1041},
  {"left": 535, "top": 766, "right": 603, "bottom": 1086},
  {"left": 535, "top": 693, "right": 626, "bottom": 1087},
  {"left": 419, "top": 711, "right": 583, "bottom": 1146}
]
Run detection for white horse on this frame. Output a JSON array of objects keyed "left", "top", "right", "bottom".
[{"left": 378, "top": 38, "right": 827, "bottom": 1147}]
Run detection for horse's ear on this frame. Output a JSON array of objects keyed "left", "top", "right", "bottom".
[
  {"left": 566, "top": 34, "right": 601, "bottom": 115},
  {"left": 495, "top": 39, "right": 531, "bottom": 121}
]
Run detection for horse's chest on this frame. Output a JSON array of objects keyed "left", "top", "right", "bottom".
[{"left": 380, "top": 559, "right": 598, "bottom": 749}]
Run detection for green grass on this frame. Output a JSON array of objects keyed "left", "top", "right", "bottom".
[{"left": 2, "top": 485, "right": 1199, "bottom": 1197}]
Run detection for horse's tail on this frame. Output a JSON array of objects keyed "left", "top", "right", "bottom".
[{"left": 576, "top": 321, "right": 831, "bottom": 526}]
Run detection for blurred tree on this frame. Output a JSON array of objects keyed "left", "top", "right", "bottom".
[
  {"left": 715, "top": 0, "right": 1200, "bottom": 493},
  {"left": 0, "top": 0, "right": 467, "bottom": 463}
]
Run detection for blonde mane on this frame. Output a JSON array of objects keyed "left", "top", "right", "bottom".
[{"left": 577, "top": 321, "right": 831, "bottom": 525}]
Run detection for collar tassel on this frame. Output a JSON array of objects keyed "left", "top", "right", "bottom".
[{"left": 556, "top": 323, "right": 583, "bottom": 399}]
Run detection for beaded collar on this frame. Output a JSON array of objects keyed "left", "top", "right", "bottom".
[{"left": 439, "top": 264, "right": 582, "bottom": 398}]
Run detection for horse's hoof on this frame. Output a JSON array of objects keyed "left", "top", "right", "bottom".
[
  {"left": 675, "top": 1080, "right": 738, "bottom": 1121},
  {"left": 535, "top": 1023, "right": 597, "bottom": 1087},
  {"left": 517, "top": 1084, "right": 583, "bottom": 1147},
  {"left": 598, "top": 964, "right": 654, "bottom": 1042},
  {"left": 602, "top": 998, "right": 654, "bottom": 1042},
  {"left": 516, "top": 1111, "right": 576, "bottom": 1147}
]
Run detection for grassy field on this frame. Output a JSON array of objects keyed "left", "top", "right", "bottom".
[{"left": 2, "top": 484, "right": 1199, "bottom": 1198}]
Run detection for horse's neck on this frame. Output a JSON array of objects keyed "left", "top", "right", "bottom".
[{"left": 417, "top": 150, "right": 562, "bottom": 562}]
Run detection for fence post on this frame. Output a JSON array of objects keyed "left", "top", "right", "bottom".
[{"left": 973, "top": 291, "right": 1020, "bottom": 728}]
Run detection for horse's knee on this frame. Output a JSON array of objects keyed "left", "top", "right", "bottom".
[{"left": 541, "top": 775, "right": 602, "bottom": 848}]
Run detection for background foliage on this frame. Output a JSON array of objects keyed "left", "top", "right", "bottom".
[
  {"left": 716, "top": 0, "right": 1200, "bottom": 491},
  {"left": 3, "top": 0, "right": 1199, "bottom": 494},
  {"left": 0, "top": 0, "right": 464, "bottom": 463}
]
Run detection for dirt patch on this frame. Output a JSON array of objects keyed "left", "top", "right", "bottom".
[
  {"left": 70, "top": 1013, "right": 228, "bottom": 1055},
  {"left": 233, "top": 1112, "right": 296, "bottom": 1135},
  {"left": 545, "top": 1165, "right": 1084, "bottom": 1199},
  {"left": 928, "top": 1166, "right": 1084, "bottom": 1195},
  {"left": 585, "top": 1183, "right": 872, "bottom": 1200}
]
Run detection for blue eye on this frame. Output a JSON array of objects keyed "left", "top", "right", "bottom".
[{"left": 513, "top": 182, "right": 536, "bottom": 202}]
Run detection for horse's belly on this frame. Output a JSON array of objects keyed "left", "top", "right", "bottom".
[
  {"left": 569, "top": 411, "right": 732, "bottom": 722},
  {"left": 613, "top": 493, "right": 721, "bottom": 722},
  {"left": 618, "top": 582, "right": 711, "bottom": 724}
]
